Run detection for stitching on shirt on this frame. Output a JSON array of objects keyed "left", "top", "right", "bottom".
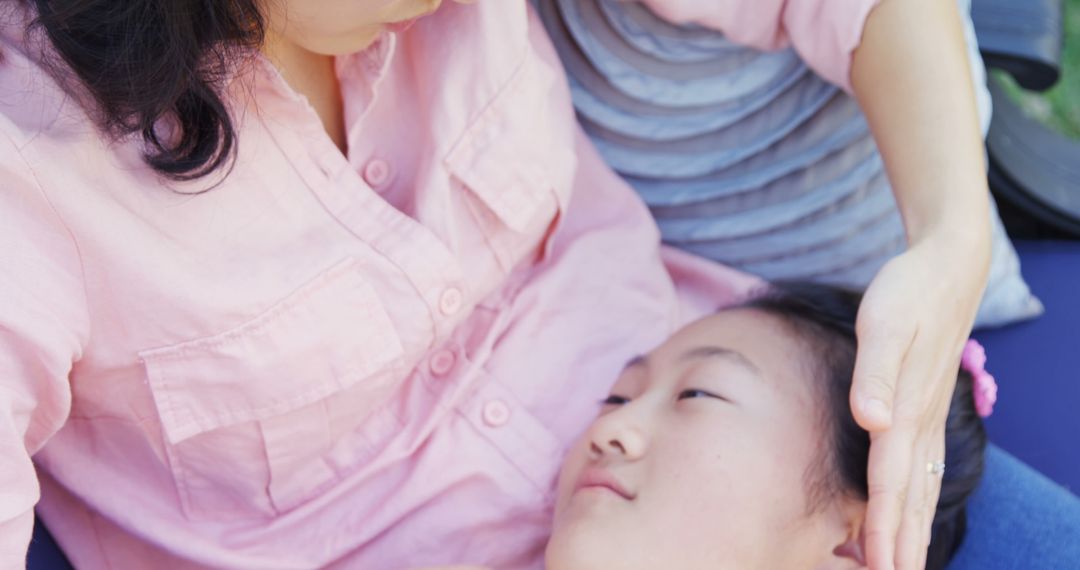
[{"left": 148, "top": 364, "right": 198, "bottom": 517}]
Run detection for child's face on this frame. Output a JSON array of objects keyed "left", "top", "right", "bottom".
[{"left": 547, "top": 309, "right": 865, "bottom": 570}]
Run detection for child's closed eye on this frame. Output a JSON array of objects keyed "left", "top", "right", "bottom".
[
  {"left": 678, "top": 389, "right": 730, "bottom": 403},
  {"left": 600, "top": 394, "right": 631, "bottom": 407}
]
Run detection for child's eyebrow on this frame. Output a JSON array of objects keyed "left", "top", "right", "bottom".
[
  {"left": 622, "top": 347, "right": 761, "bottom": 377},
  {"left": 678, "top": 345, "right": 761, "bottom": 377},
  {"left": 624, "top": 355, "right": 647, "bottom": 370}
]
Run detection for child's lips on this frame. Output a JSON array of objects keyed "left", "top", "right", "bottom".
[{"left": 574, "top": 467, "right": 636, "bottom": 501}]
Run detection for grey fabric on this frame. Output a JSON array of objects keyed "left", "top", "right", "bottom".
[{"left": 538, "top": 0, "right": 1043, "bottom": 328}]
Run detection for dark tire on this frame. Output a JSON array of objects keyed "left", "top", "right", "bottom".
[{"left": 986, "top": 76, "right": 1080, "bottom": 239}]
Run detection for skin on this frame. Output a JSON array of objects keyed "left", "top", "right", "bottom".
[
  {"left": 262, "top": 0, "right": 444, "bottom": 56},
  {"left": 259, "top": 0, "right": 464, "bottom": 151},
  {"left": 546, "top": 309, "right": 868, "bottom": 570}
]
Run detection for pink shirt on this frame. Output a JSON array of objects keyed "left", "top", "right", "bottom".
[{"left": 0, "top": 1, "right": 872, "bottom": 568}]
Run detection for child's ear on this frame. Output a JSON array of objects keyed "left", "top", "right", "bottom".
[
  {"left": 830, "top": 524, "right": 867, "bottom": 569},
  {"left": 819, "top": 500, "right": 868, "bottom": 570}
]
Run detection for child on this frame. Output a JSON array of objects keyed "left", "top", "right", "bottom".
[{"left": 547, "top": 283, "right": 992, "bottom": 570}]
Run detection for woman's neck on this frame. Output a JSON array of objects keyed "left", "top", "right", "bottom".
[{"left": 261, "top": 33, "right": 350, "bottom": 154}]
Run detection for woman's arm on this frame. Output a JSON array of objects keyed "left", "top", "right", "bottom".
[
  {"left": 0, "top": 134, "right": 88, "bottom": 567},
  {"left": 848, "top": 1, "right": 992, "bottom": 570},
  {"left": 852, "top": 0, "right": 990, "bottom": 249}
]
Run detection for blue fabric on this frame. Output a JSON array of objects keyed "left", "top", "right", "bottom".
[
  {"left": 973, "top": 240, "right": 1080, "bottom": 493},
  {"left": 556, "top": 0, "right": 804, "bottom": 107},
  {"left": 950, "top": 239, "right": 1080, "bottom": 569},
  {"left": 27, "top": 518, "right": 71, "bottom": 570},
  {"left": 949, "top": 447, "right": 1080, "bottom": 569}
]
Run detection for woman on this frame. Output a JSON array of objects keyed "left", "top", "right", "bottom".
[{"left": 0, "top": 1, "right": 987, "bottom": 568}]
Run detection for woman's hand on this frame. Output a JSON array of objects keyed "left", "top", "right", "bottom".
[{"left": 851, "top": 228, "right": 989, "bottom": 570}]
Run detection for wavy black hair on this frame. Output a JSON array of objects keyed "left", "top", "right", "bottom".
[
  {"left": 741, "top": 282, "right": 987, "bottom": 570},
  {"left": 25, "top": 0, "right": 265, "bottom": 181}
]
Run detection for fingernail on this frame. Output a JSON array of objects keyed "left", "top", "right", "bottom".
[{"left": 863, "top": 398, "right": 891, "bottom": 424}]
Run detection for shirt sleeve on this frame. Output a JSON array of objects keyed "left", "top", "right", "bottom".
[
  {"left": 0, "top": 131, "right": 87, "bottom": 566},
  {"left": 636, "top": 0, "right": 883, "bottom": 92}
]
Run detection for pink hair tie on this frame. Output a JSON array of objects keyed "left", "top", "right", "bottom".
[{"left": 961, "top": 339, "right": 998, "bottom": 418}]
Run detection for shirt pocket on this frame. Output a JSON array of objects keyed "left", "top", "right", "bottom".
[
  {"left": 444, "top": 51, "right": 577, "bottom": 273},
  {"left": 137, "top": 258, "right": 406, "bottom": 521}
]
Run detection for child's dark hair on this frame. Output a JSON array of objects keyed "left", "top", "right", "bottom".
[{"left": 740, "top": 282, "right": 987, "bottom": 570}]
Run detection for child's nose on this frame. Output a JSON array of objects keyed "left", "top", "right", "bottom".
[{"left": 588, "top": 417, "right": 647, "bottom": 461}]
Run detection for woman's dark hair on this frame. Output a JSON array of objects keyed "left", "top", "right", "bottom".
[
  {"left": 740, "top": 282, "right": 987, "bottom": 570},
  {"left": 26, "top": 0, "right": 265, "bottom": 181}
]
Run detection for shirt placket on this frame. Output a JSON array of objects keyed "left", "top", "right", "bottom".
[{"left": 254, "top": 40, "right": 469, "bottom": 345}]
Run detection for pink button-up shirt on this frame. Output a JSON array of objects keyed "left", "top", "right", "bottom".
[{"left": 0, "top": 1, "right": 874, "bottom": 568}]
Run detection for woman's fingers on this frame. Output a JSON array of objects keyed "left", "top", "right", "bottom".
[
  {"left": 862, "top": 331, "right": 956, "bottom": 570},
  {"left": 919, "top": 425, "right": 948, "bottom": 570},
  {"left": 895, "top": 425, "right": 940, "bottom": 570},
  {"left": 854, "top": 290, "right": 917, "bottom": 570},
  {"left": 894, "top": 451, "right": 925, "bottom": 570},
  {"left": 851, "top": 305, "right": 915, "bottom": 432},
  {"left": 864, "top": 425, "right": 917, "bottom": 570}
]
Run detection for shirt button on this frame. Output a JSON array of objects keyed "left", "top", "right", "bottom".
[
  {"left": 483, "top": 400, "right": 511, "bottom": 427},
  {"left": 439, "top": 287, "right": 463, "bottom": 316},
  {"left": 362, "top": 158, "right": 392, "bottom": 189},
  {"left": 429, "top": 349, "right": 456, "bottom": 376}
]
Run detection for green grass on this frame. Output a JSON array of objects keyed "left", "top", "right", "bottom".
[{"left": 997, "top": 0, "right": 1080, "bottom": 139}]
